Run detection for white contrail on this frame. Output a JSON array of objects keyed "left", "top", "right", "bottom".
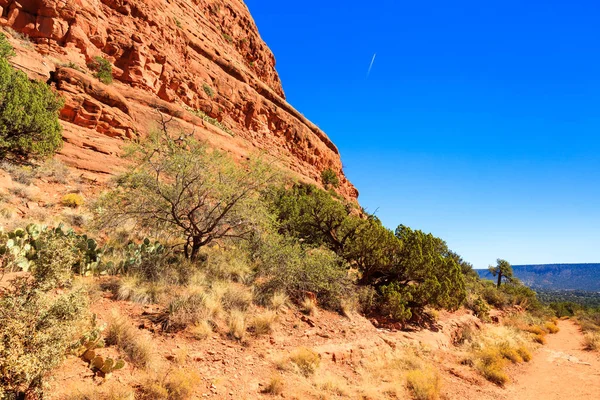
[{"left": 366, "top": 53, "right": 377, "bottom": 78}]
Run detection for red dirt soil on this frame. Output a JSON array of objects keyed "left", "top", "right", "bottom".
[{"left": 506, "top": 320, "right": 600, "bottom": 400}]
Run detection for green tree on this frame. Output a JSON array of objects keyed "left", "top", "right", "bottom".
[
  {"left": 381, "top": 225, "right": 466, "bottom": 319},
  {"left": 489, "top": 258, "right": 514, "bottom": 288},
  {"left": 95, "top": 117, "right": 276, "bottom": 260},
  {"left": 321, "top": 168, "right": 339, "bottom": 188},
  {"left": 269, "top": 185, "right": 468, "bottom": 321},
  {"left": 0, "top": 33, "right": 63, "bottom": 158},
  {"left": 269, "top": 183, "right": 363, "bottom": 254}
]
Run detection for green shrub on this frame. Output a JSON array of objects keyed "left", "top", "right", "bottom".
[
  {"left": 62, "top": 193, "right": 84, "bottom": 208},
  {"left": 202, "top": 83, "right": 215, "bottom": 97},
  {"left": 89, "top": 56, "right": 113, "bottom": 84},
  {"left": 0, "top": 277, "right": 90, "bottom": 398},
  {"left": 0, "top": 33, "right": 16, "bottom": 59},
  {"left": 32, "top": 231, "right": 79, "bottom": 290},
  {"left": 466, "top": 296, "right": 491, "bottom": 321},
  {"left": 0, "top": 34, "right": 63, "bottom": 158},
  {"left": 253, "top": 232, "right": 352, "bottom": 311},
  {"left": 268, "top": 184, "right": 467, "bottom": 322},
  {"left": 321, "top": 168, "right": 339, "bottom": 188}
]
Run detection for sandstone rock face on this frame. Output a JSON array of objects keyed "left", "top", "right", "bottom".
[{"left": 0, "top": 0, "right": 358, "bottom": 199}]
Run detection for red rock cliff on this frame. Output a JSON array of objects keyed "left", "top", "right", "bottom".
[{"left": 0, "top": 0, "right": 357, "bottom": 199}]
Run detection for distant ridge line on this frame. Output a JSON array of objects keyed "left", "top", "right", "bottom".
[{"left": 477, "top": 263, "right": 600, "bottom": 291}]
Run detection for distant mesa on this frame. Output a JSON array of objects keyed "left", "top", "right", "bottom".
[{"left": 478, "top": 263, "right": 600, "bottom": 291}]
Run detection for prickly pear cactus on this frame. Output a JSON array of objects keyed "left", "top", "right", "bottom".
[{"left": 89, "top": 355, "right": 126, "bottom": 378}]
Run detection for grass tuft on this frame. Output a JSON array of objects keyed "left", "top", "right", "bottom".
[
  {"left": 583, "top": 333, "right": 600, "bottom": 351},
  {"left": 189, "top": 320, "right": 213, "bottom": 340},
  {"left": 300, "top": 297, "right": 317, "bottom": 316},
  {"left": 406, "top": 368, "right": 441, "bottom": 400},
  {"left": 269, "top": 291, "right": 289, "bottom": 312},
  {"left": 62, "top": 193, "right": 84, "bottom": 208},
  {"left": 228, "top": 309, "right": 247, "bottom": 341},
  {"left": 105, "top": 314, "right": 154, "bottom": 369},
  {"left": 533, "top": 333, "right": 547, "bottom": 345},
  {"left": 251, "top": 310, "right": 277, "bottom": 336},
  {"left": 289, "top": 347, "right": 320, "bottom": 377},
  {"left": 261, "top": 375, "right": 284, "bottom": 395},
  {"left": 476, "top": 348, "right": 509, "bottom": 386},
  {"left": 517, "top": 345, "right": 532, "bottom": 362},
  {"left": 544, "top": 321, "right": 560, "bottom": 334}
]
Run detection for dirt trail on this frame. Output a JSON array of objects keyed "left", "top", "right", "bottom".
[{"left": 506, "top": 320, "right": 600, "bottom": 399}]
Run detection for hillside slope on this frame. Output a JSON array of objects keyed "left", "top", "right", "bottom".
[
  {"left": 478, "top": 264, "right": 600, "bottom": 291},
  {"left": 0, "top": 0, "right": 357, "bottom": 199}
]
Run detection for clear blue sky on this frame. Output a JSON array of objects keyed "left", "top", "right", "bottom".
[{"left": 245, "top": 0, "right": 600, "bottom": 269}]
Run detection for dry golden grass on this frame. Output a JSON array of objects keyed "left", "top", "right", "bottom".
[
  {"left": 406, "top": 367, "right": 441, "bottom": 400},
  {"left": 228, "top": 309, "right": 247, "bottom": 341},
  {"left": 115, "top": 276, "right": 164, "bottom": 304},
  {"left": 65, "top": 382, "right": 134, "bottom": 400},
  {"left": 189, "top": 320, "right": 213, "bottom": 340},
  {"left": 105, "top": 314, "right": 154, "bottom": 369},
  {"left": 139, "top": 370, "right": 200, "bottom": 400},
  {"left": 498, "top": 342, "right": 523, "bottom": 363},
  {"left": 214, "top": 281, "right": 253, "bottom": 311},
  {"left": 517, "top": 345, "right": 532, "bottom": 362},
  {"left": 583, "top": 333, "right": 600, "bottom": 351},
  {"left": 269, "top": 291, "right": 289, "bottom": 312},
  {"left": 163, "top": 369, "right": 200, "bottom": 400},
  {"left": 289, "top": 347, "right": 321, "bottom": 377},
  {"left": 523, "top": 325, "right": 546, "bottom": 335},
  {"left": 533, "top": 333, "right": 547, "bottom": 345},
  {"left": 251, "top": 310, "right": 277, "bottom": 336},
  {"left": 166, "top": 290, "right": 221, "bottom": 331},
  {"left": 261, "top": 375, "right": 284, "bottom": 395},
  {"left": 476, "top": 348, "right": 509, "bottom": 386},
  {"left": 300, "top": 297, "right": 318, "bottom": 316},
  {"left": 314, "top": 373, "right": 350, "bottom": 397},
  {"left": 544, "top": 321, "right": 560, "bottom": 334}
]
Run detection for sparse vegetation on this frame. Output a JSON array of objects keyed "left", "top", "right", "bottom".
[
  {"left": 139, "top": 369, "right": 200, "bottom": 400},
  {"left": 62, "top": 193, "right": 84, "bottom": 208},
  {"left": 583, "top": 333, "right": 600, "bottom": 351},
  {"left": 164, "top": 290, "right": 221, "bottom": 331},
  {"left": 262, "top": 375, "right": 284, "bottom": 395},
  {"left": 185, "top": 106, "right": 234, "bottom": 135},
  {"left": 289, "top": 347, "right": 321, "bottom": 377},
  {"left": 203, "top": 82, "right": 215, "bottom": 97},
  {"left": 321, "top": 168, "right": 340, "bottom": 188},
  {"left": 105, "top": 315, "right": 154, "bottom": 369},
  {"left": 89, "top": 56, "right": 113, "bottom": 84},
  {"left": 406, "top": 367, "right": 441, "bottom": 400},
  {"left": 251, "top": 310, "right": 277, "bottom": 335},
  {"left": 228, "top": 308, "right": 247, "bottom": 341}
]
